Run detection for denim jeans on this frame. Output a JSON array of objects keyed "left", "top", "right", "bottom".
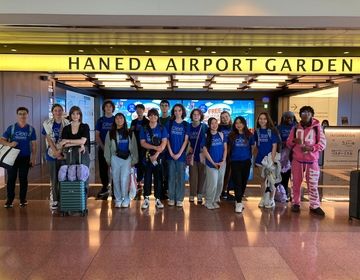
[{"left": 167, "top": 160, "right": 185, "bottom": 202}]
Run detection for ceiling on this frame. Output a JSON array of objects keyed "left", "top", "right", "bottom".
[{"left": 54, "top": 73, "right": 352, "bottom": 92}]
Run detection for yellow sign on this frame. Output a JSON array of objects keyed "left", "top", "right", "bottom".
[{"left": 0, "top": 54, "right": 359, "bottom": 74}]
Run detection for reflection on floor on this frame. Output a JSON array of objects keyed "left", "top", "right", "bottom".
[
  {"left": 0, "top": 161, "right": 359, "bottom": 279},
  {"left": 0, "top": 199, "right": 359, "bottom": 280}
]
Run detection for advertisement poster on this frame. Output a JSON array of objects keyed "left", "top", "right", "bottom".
[
  {"left": 323, "top": 127, "right": 360, "bottom": 167},
  {"left": 112, "top": 99, "right": 255, "bottom": 128}
]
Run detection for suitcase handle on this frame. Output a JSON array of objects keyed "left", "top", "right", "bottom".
[
  {"left": 65, "top": 146, "right": 82, "bottom": 165},
  {"left": 357, "top": 149, "right": 360, "bottom": 171}
]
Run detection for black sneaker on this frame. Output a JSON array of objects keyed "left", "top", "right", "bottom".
[
  {"left": 310, "top": 207, "right": 325, "bottom": 217},
  {"left": 226, "top": 193, "right": 235, "bottom": 201},
  {"left": 291, "top": 204, "right": 300, "bottom": 213},
  {"left": 97, "top": 188, "right": 109, "bottom": 198},
  {"left": 19, "top": 200, "right": 28, "bottom": 207},
  {"left": 4, "top": 201, "right": 13, "bottom": 208},
  {"left": 220, "top": 191, "right": 227, "bottom": 200}
]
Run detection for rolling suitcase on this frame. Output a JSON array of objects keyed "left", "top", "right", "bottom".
[
  {"left": 59, "top": 147, "right": 88, "bottom": 216},
  {"left": 349, "top": 149, "right": 360, "bottom": 220}
]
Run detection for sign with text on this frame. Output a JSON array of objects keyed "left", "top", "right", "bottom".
[
  {"left": 1, "top": 54, "right": 360, "bottom": 74},
  {"left": 323, "top": 127, "right": 360, "bottom": 167}
]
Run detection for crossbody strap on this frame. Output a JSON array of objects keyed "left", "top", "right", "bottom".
[{"left": 192, "top": 124, "right": 202, "bottom": 154}]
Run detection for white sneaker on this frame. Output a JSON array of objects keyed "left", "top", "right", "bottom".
[
  {"left": 176, "top": 201, "right": 183, "bottom": 207},
  {"left": 259, "top": 192, "right": 270, "bottom": 208},
  {"left": 50, "top": 201, "right": 58, "bottom": 210},
  {"left": 115, "top": 202, "right": 122, "bottom": 208},
  {"left": 168, "top": 200, "right": 175, "bottom": 206},
  {"left": 189, "top": 196, "right": 195, "bottom": 202},
  {"left": 141, "top": 197, "right": 150, "bottom": 209},
  {"left": 235, "top": 202, "right": 244, "bottom": 213},
  {"left": 197, "top": 194, "right": 203, "bottom": 204},
  {"left": 155, "top": 199, "right": 164, "bottom": 209},
  {"left": 121, "top": 199, "right": 130, "bottom": 208},
  {"left": 213, "top": 202, "right": 220, "bottom": 209},
  {"left": 265, "top": 199, "right": 275, "bottom": 209},
  {"left": 205, "top": 203, "right": 215, "bottom": 210}
]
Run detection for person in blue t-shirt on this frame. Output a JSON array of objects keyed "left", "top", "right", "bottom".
[
  {"left": 139, "top": 108, "right": 168, "bottom": 209},
  {"left": 188, "top": 108, "right": 207, "bottom": 205},
  {"left": 104, "top": 113, "right": 138, "bottom": 209},
  {"left": 130, "top": 104, "right": 150, "bottom": 199},
  {"left": 202, "top": 117, "right": 227, "bottom": 210},
  {"left": 95, "top": 100, "right": 115, "bottom": 199},
  {"left": 166, "top": 104, "right": 189, "bottom": 207},
  {"left": 42, "top": 104, "right": 69, "bottom": 211},
  {"left": 1, "top": 107, "right": 37, "bottom": 208},
  {"left": 218, "top": 111, "right": 234, "bottom": 200},
  {"left": 228, "top": 116, "right": 255, "bottom": 213},
  {"left": 277, "top": 111, "right": 297, "bottom": 201},
  {"left": 254, "top": 112, "right": 279, "bottom": 209}
]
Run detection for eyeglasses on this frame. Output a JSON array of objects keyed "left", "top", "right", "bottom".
[{"left": 301, "top": 111, "right": 311, "bottom": 115}]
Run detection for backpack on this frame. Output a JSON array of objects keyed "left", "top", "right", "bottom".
[{"left": 274, "top": 184, "right": 287, "bottom": 203}]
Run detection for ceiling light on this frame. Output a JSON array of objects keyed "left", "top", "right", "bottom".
[
  {"left": 93, "top": 74, "right": 129, "bottom": 81},
  {"left": 65, "top": 81, "right": 94, "bottom": 87},
  {"left": 145, "top": 50, "right": 150, "bottom": 53},
  {"left": 211, "top": 51, "right": 217, "bottom": 54},
  {"left": 160, "top": 50, "right": 168, "bottom": 54},
  {"left": 134, "top": 75, "right": 170, "bottom": 83},
  {"left": 109, "top": 46, "right": 113, "bottom": 49},
  {"left": 249, "top": 83, "right": 280, "bottom": 89},
  {"left": 287, "top": 83, "right": 316, "bottom": 89},
  {"left": 140, "top": 83, "right": 170, "bottom": 90},
  {"left": 256, "top": 75, "right": 288, "bottom": 82},
  {"left": 298, "top": 76, "right": 330, "bottom": 83},
  {"left": 277, "top": 51, "right": 283, "bottom": 54},
  {"left": 78, "top": 49, "right": 84, "bottom": 53},
  {"left": 178, "top": 50, "right": 183, "bottom": 54},
  {"left": 10, "top": 48, "right": 17, "bottom": 52},
  {"left": 174, "top": 75, "right": 209, "bottom": 81},
  {"left": 55, "top": 74, "right": 87, "bottom": 81},
  {"left": 174, "top": 82, "right": 207, "bottom": 88},
  {"left": 344, "top": 51, "right": 350, "bottom": 54},
  {"left": 210, "top": 84, "right": 239, "bottom": 90},
  {"left": 100, "top": 81, "right": 133, "bottom": 87},
  {"left": 213, "top": 76, "right": 246, "bottom": 83}
]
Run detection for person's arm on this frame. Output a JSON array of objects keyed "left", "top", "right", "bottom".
[
  {"left": 174, "top": 135, "right": 189, "bottom": 160},
  {"left": 30, "top": 140, "right": 37, "bottom": 166},
  {"left": 45, "top": 134, "right": 62, "bottom": 158},
  {"left": 220, "top": 142, "right": 227, "bottom": 167},
  {"left": 271, "top": 143, "right": 277, "bottom": 161},
  {"left": 0, "top": 137, "right": 17, "bottom": 147},
  {"left": 150, "top": 138, "right": 168, "bottom": 162},
  {"left": 202, "top": 146, "right": 217, "bottom": 168},
  {"left": 95, "top": 131, "right": 104, "bottom": 150},
  {"left": 103, "top": 132, "right": 111, "bottom": 166}
]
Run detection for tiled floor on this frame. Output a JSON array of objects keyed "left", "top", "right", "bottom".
[
  {"left": 0, "top": 198, "right": 360, "bottom": 280},
  {"left": 0, "top": 161, "right": 358, "bottom": 279}
]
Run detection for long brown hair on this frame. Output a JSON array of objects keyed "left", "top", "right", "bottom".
[
  {"left": 256, "top": 112, "right": 275, "bottom": 129},
  {"left": 229, "top": 116, "right": 252, "bottom": 145}
]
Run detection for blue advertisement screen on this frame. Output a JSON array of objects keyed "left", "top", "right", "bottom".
[{"left": 112, "top": 99, "right": 255, "bottom": 128}]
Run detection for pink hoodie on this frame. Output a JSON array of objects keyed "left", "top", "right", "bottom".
[{"left": 286, "top": 118, "right": 326, "bottom": 163}]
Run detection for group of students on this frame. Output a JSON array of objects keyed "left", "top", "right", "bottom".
[{"left": 1, "top": 100, "right": 326, "bottom": 216}]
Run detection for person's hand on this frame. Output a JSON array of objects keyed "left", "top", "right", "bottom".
[
  {"left": 30, "top": 156, "right": 36, "bottom": 167},
  {"left": 79, "top": 145, "right": 85, "bottom": 153},
  {"left": 219, "top": 160, "right": 226, "bottom": 167},
  {"left": 302, "top": 145, "right": 313, "bottom": 152},
  {"left": 150, "top": 154, "right": 158, "bottom": 162},
  {"left": 293, "top": 138, "right": 302, "bottom": 144},
  {"left": 9, "top": 141, "right": 18, "bottom": 148},
  {"left": 172, "top": 153, "right": 180, "bottom": 160},
  {"left": 155, "top": 146, "right": 163, "bottom": 152},
  {"left": 59, "top": 139, "right": 68, "bottom": 147}
]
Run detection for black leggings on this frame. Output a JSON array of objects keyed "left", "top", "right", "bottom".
[{"left": 230, "top": 159, "right": 251, "bottom": 203}]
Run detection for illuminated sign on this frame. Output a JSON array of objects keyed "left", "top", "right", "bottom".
[{"left": 0, "top": 54, "right": 359, "bottom": 74}]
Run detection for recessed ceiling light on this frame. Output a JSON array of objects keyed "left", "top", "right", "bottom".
[
  {"left": 211, "top": 51, "right": 217, "bottom": 54},
  {"left": 3, "top": 45, "right": 7, "bottom": 48},
  {"left": 160, "top": 50, "right": 168, "bottom": 54},
  {"left": 109, "top": 46, "right": 113, "bottom": 49},
  {"left": 178, "top": 50, "right": 183, "bottom": 54},
  {"left": 145, "top": 50, "right": 150, "bottom": 53},
  {"left": 277, "top": 51, "right": 283, "bottom": 54},
  {"left": 78, "top": 49, "right": 84, "bottom": 53},
  {"left": 10, "top": 48, "right": 17, "bottom": 52},
  {"left": 344, "top": 51, "right": 350, "bottom": 54}
]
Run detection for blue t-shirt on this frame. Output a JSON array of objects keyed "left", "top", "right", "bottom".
[
  {"left": 277, "top": 124, "right": 294, "bottom": 143},
  {"left": 95, "top": 116, "right": 114, "bottom": 143},
  {"left": 206, "top": 132, "right": 225, "bottom": 168},
  {"left": 218, "top": 125, "right": 231, "bottom": 142},
  {"left": 189, "top": 123, "right": 207, "bottom": 162},
  {"left": 254, "top": 128, "right": 278, "bottom": 164},
  {"left": 42, "top": 121, "right": 62, "bottom": 161},
  {"left": 229, "top": 134, "right": 255, "bottom": 161},
  {"left": 116, "top": 131, "right": 129, "bottom": 153},
  {"left": 140, "top": 124, "right": 168, "bottom": 145},
  {"left": 166, "top": 120, "right": 190, "bottom": 162},
  {"left": 3, "top": 123, "right": 37, "bottom": 157}
]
